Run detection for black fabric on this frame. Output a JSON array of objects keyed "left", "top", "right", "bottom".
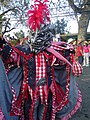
[
  {"left": 0, "top": 50, "right": 2, "bottom": 55},
  {"left": 28, "top": 56, "right": 36, "bottom": 90},
  {"left": 54, "top": 64, "right": 67, "bottom": 92},
  {"left": 16, "top": 44, "right": 31, "bottom": 55},
  {"left": 24, "top": 92, "right": 32, "bottom": 120},
  {"left": 2, "top": 44, "right": 12, "bottom": 60},
  {"left": 46, "top": 91, "right": 52, "bottom": 120},
  {"left": 15, "top": 44, "right": 36, "bottom": 90},
  {"left": 0, "top": 37, "right": 6, "bottom": 48},
  {"left": 47, "top": 65, "right": 53, "bottom": 87},
  {"left": 37, "top": 77, "right": 46, "bottom": 86}
]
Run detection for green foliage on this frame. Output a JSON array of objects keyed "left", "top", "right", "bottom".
[
  {"left": 10, "top": 39, "right": 20, "bottom": 46},
  {"left": 0, "top": 0, "right": 13, "bottom": 7},
  {"left": 55, "top": 18, "right": 68, "bottom": 35},
  {"left": 14, "top": 30, "right": 25, "bottom": 39}
]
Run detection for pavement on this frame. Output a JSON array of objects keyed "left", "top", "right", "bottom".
[{"left": 70, "top": 66, "right": 90, "bottom": 120}]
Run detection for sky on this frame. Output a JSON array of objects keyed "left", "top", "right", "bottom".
[
  {"left": 68, "top": 20, "right": 78, "bottom": 33},
  {"left": 8, "top": 18, "right": 90, "bottom": 38},
  {"left": 68, "top": 20, "right": 90, "bottom": 34},
  {"left": 3, "top": 0, "right": 90, "bottom": 37}
]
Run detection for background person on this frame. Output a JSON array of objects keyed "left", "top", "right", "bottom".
[
  {"left": 76, "top": 43, "right": 83, "bottom": 65},
  {"left": 88, "top": 41, "right": 90, "bottom": 62},
  {"left": 83, "top": 42, "right": 89, "bottom": 67}
]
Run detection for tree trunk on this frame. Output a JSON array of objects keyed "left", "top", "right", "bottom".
[{"left": 77, "top": 13, "right": 90, "bottom": 44}]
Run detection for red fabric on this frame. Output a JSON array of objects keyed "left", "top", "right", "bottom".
[
  {"left": 51, "top": 81, "right": 68, "bottom": 105},
  {"left": 10, "top": 87, "right": 23, "bottom": 116},
  {"left": 76, "top": 45, "right": 83, "bottom": 57},
  {"left": 12, "top": 47, "right": 33, "bottom": 60},
  {"left": 10, "top": 59, "right": 29, "bottom": 117}
]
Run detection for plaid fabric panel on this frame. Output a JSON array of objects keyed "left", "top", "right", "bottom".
[
  {"left": 35, "top": 53, "right": 47, "bottom": 103},
  {"left": 51, "top": 43, "right": 74, "bottom": 51},
  {"left": 72, "top": 61, "right": 83, "bottom": 76},
  {"left": 35, "top": 53, "right": 46, "bottom": 82}
]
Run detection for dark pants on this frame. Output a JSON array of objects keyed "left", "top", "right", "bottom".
[{"left": 78, "top": 56, "right": 83, "bottom": 65}]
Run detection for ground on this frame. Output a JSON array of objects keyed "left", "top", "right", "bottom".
[{"left": 70, "top": 66, "right": 90, "bottom": 120}]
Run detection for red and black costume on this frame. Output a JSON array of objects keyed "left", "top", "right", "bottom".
[
  {"left": 0, "top": 32, "right": 82, "bottom": 120},
  {"left": 0, "top": 0, "right": 82, "bottom": 119}
]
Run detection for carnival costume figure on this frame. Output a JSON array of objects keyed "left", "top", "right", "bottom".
[{"left": 0, "top": 0, "right": 83, "bottom": 120}]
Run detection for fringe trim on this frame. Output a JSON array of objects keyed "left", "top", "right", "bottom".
[
  {"left": 0, "top": 107, "right": 5, "bottom": 120},
  {"left": 61, "top": 89, "right": 82, "bottom": 120}
]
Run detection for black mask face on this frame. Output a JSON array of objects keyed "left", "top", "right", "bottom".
[{"left": 30, "top": 24, "right": 55, "bottom": 54}]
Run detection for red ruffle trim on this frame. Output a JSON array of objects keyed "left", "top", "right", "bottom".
[
  {"left": 61, "top": 89, "right": 82, "bottom": 120},
  {"left": 0, "top": 107, "right": 5, "bottom": 120}
]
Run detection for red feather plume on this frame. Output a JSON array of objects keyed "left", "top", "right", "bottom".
[{"left": 27, "top": 0, "right": 50, "bottom": 31}]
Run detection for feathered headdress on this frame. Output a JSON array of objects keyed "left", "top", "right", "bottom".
[{"left": 27, "top": 0, "right": 50, "bottom": 32}]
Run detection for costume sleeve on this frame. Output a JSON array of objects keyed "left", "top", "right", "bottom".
[
  {"left": 2, "top": 44, "right": 13, "bottom": 60},
  {"left": 0, "top": 37, "right": 6, "bottom": 55},
  {"left": 0, "top": 42, "right": 21, "bottom": 74},
  {"left": 70, "top": 48, "right": 83, "bottom": 76},
  {"left": 0, "top": 37, "right": 12, "bottom": 60}
]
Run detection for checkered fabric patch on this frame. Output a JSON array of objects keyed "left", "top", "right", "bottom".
[
  {"left": 72, "top": 61, "right": 83, "bottom": 76},
  {"left": 35, "top": 53, "right": 47, "bottom": 103}
]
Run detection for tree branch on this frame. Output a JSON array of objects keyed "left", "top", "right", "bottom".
[
  {"left": 67, "top": 0, "right": 83, "bottom": 13},
  {"left": 0, "top": 7, "right": 16, "bottom": 17},
  {"left": 2, "top": 27, "right": 15, "bottom": 35}
]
